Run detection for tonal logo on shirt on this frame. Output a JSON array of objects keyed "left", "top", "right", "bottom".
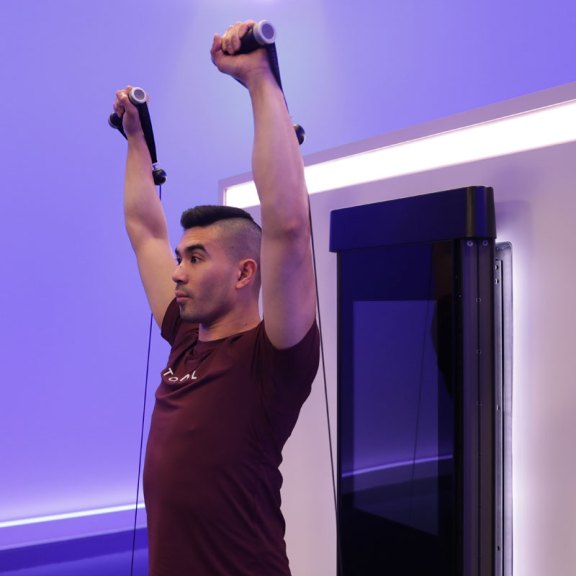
[{"left": 162, "top": 367, "right": 199, "bottom": 383}]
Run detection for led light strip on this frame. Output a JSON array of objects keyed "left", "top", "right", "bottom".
[
  {"left": 224, "top": 99, "right": 576, "bottom": 208},
  {"left": 0, "top": 503, "right": 146, "bottom": 529}
]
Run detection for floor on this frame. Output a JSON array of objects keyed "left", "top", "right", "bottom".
[
  {"left": 0, "top": 529, "right": 148, "bottom": 576},
  {"left": 0, "top": 549, "right": 148, "bottom": 576}
]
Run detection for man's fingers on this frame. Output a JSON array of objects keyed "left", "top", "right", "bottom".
[
  {"left": 210, "top": 33, "right": 223, "bottom": 63},
  {"left": 220, "top": 20, "right": 255, "bottom": 55},
  {"left": 119, "top": 88, "right": 139, "bottom": 114},
  {"left": 113, "top": 90, "right": 127, "bottom": 117},
  {"left": 221, "top": 27, "right": 235, "bottom": 55}
]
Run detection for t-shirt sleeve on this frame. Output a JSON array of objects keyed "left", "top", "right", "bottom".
[
  {"left": 259, "top": 320, "right": 321, "bottom": 422},
  {"left": 161, "top": 298, "right": 182, "bottom": 346}
]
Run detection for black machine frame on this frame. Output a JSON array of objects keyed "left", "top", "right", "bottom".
[{"left": 330, "top": 186, "right": 512, "bottom": 576}]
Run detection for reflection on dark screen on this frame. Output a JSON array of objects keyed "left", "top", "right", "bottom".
[
  {"left": 339, "top": 242, "right": 456, "bottom": 575},
  {"left": 343, "top": 300, "right": 453, "bottom": 536}
]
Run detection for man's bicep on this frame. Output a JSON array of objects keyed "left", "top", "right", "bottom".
[
  {"left": 134, "top": 238, "right": 176, "bottom": 328},
  {"left": 260, "top": 234, "right": 317, "bottom": 350}
]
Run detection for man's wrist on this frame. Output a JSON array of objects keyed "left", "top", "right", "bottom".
[
  {"left": 126, "top": 130, "right": 147, "bottom": 146},
  {"left": 245, "top": 67, "right": 281, "bottom": 96}
]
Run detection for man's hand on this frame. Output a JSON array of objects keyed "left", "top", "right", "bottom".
[
  {"left": 113, "top": 86, "right": 144, "bottom": 138},
  {"left": 210, "top": 21, "right": 273, "bottom": 89}
]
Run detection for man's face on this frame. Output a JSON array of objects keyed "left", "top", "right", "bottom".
[{"left": 172, "top": 225, "right": 239, "bottom": 325}]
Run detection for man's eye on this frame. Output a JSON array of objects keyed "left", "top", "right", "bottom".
[
  {"left": 190, "top": 256, "right": 200, "bottom": 263},
  {"left": 176, "top": 257, "right": 182, "bottom": 265}
]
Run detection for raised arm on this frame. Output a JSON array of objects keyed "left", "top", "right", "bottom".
[
  {"left": 210, "top": 22, "right": 317, "bottom": 350},
  {"left": 114, "top": 87, "right": 176, "bottom": 327}
]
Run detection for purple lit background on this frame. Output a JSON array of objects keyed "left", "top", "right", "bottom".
[{"left": 1, "top": 0, "right": 575, "bottom": 574}]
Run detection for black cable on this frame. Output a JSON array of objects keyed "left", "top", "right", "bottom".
[
  {"left": 129, "top": 185, "right": 162, "bottom": 576},
  {"left": 129, "top": 311, "right": 153, "bottom": 576},
  {"left": 264, "top": 42, "right": 305, "bottom": 146},
  {"left": 308, "top": 204, "right": 343, "bottom": 574}
]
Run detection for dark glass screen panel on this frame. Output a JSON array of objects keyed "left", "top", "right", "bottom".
[{"left": 339, "top": 241, "right": 457, "bottom": 575}]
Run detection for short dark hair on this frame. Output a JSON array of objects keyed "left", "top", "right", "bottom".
[
  {"left": 180, "top": 205, "right": 262, "bottom": 289},
  {"left": 180, "top": 205, "right": 261, "bottom": 231}
]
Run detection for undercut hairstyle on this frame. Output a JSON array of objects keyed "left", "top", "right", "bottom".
[
  {"left": 180, "top": 205, "right": 262, "bottom": 288},
  {"left": 180, "top": 205, "right": 261, "bottom": 231}
]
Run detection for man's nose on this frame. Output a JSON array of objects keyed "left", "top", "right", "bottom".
[{"left": 172, "top": 263, "right": 187, "bottom": 283}]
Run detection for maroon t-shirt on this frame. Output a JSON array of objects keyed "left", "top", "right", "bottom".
[{"left": 143, "top": 299, "right": 320, "bottom": 575}]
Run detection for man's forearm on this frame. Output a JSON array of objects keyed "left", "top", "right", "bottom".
[{"left": 248, "top": 73, "right": 310, "bottom": 233}]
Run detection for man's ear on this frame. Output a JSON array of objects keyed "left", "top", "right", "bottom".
[{"left": 236, "top": 259, "right": 257, "bottom": 287}]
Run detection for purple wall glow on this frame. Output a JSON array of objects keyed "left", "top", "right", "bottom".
[{"left": 1, "top": 0, "right": 575, "bottom": 563}]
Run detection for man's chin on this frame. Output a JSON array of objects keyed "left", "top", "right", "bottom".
[{"left": 177, "top": 303, "right": 197, "bottom": 323}]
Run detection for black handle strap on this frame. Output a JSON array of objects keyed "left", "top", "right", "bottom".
[
  {"left": 236, "top": 21, "right": 305, "bottom": 145},
  {"left": 108, "top": 87, "right": 166, "bottom": 185}
]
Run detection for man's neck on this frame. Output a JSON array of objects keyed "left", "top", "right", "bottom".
[{"left": 198, "top": 312, "right": 261, "bottom": 342}]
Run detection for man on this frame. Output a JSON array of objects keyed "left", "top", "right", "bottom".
[{"left": 113, "top": 20, "right": 320, "bottom": 576}]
